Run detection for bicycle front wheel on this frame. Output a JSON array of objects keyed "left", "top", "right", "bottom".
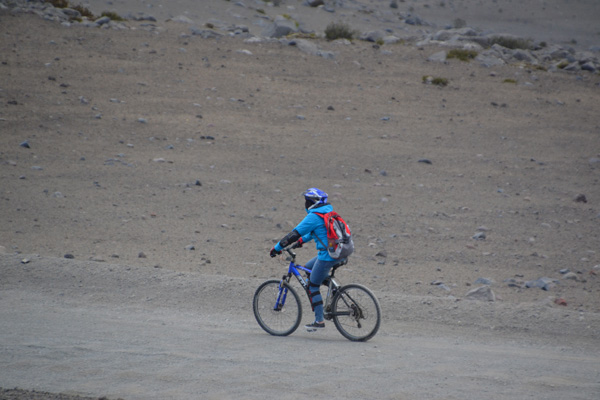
[
  {"left": 332, "top": 283, "right": 381, "bottom": 342},
  {"left": 253, "top": 279, "right": 302, "bottom": 336}
]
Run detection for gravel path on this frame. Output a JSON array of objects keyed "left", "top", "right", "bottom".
[{"left": 1, "top": 254, "right": 599, "bottom": 400}]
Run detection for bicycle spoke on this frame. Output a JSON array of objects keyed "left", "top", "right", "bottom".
[
  {"left": 253, "top": 280, "right": 302, "bottom": 336},
  {"left": 332, "top": 284, "right": 381, "bottom": 342}
]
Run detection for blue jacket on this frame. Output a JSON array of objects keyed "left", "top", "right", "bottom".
[{"left": 275, "top": 204, "right": 335, "bottom": 261}]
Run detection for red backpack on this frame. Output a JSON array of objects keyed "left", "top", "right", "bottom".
[{"left": 313, "top": 211, "right": 354, "bottom": 259}]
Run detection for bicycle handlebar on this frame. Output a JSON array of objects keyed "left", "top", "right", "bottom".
[{"left": 284, "top": 247, "right": 296, "bottom": 258}]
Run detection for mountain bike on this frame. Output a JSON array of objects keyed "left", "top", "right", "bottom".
[{"left": 253, "top": 247, "right": 381, "bottom": 342}]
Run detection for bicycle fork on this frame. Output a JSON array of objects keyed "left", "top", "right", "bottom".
[{"left": 274, "top": 274, "right": 292, "bottom": 311}]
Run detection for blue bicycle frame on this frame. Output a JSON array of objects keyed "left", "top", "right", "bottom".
[
  {"left": 274, "top": 248, "right": 344, "bottom": 314},
  {"left": 275, "top": 258, "right": 311, "bottom": 310}
]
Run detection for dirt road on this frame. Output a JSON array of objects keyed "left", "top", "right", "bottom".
[{"left": 1, "top": 254, "right": 598, "bottom": 400}]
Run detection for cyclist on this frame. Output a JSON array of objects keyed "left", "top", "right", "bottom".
[{"left": 270, "top": 187, "right": 345, "bottom": 332}]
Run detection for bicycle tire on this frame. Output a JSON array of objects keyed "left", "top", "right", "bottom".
[
  {"left": 331, "top": 283, "right": 381, "bottom": 342},
  {"left": 253, "top": 279, "right": 302, "bottom": 336}
]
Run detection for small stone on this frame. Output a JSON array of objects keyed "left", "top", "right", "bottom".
[
  {"left": 138, "top": 252, "right": 147, "bottom": 258},
  {"left": 472, "top": 231, "right": 486, "bottom": 240},
  {"left": 504, "top": 278, "right": 522, "bottom": 288},
  {"left": 64, "top": 254, "right": 74, "bottom": 259},
  {"left": 185, "top": 245, "right": 195, "bottom": 251},
  {"left": 559, "top": 268, "right": 570, "bottom": 274},
  {"left": 138, "top": 118, "right": 148, "bottom": 124},
  {"left": 562, "top": 272, "right": 578, "bottom": 281},
  {"left": 95, "top": 16, "right": 111, "bottom": 26},
  {"left": 465, "top": 285, "right": 496, "bottom": 301},
  {"left": 20, "top": 141, "right": 30, "bottom": 148},
  {"left": 21, "top": 258, "right": 30, "bottom": 264},
  {"left": 418, "top": 159, "right": 432, "bottom": 164},
  {"left": 574, "top": 194, "right": 587, "bottom": 203},
  {"left": 554, "top": 298, "right": 567, "bottom": 306},
  {"left": 438, "top": 283, "right": 451, "bottom": 291},
  {"left": 428, "top": 51, "right": 447, "bottom": 63},
  {"left": 474, "top": 277, "right": 493, "bottom": 285},
  {"left": 525, "top": 277, "right": 556, "bottom": 290}
]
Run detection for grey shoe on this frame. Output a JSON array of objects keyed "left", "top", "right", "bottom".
[{"left": 305, "top": 321, "right": 325, "bottom": 332}]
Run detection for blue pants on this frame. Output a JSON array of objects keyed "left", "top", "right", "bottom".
[{"left": 305, "top": 256, "right": 340, "bottom": 322}]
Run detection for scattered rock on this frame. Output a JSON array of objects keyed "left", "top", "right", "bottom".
[
  {"left": 64, "top": 254, "right": 74, "bottom": 259},
  {"left": 562, "top": 272, "right": 579, "bottom": 281},
  {"left": 190, "top": 28, "right": 224, "bottom": 39},
  {"left": 472, "top": 232, "right": 486, "bottom": 240},
  {"left": 504, "top": 278, "right": 522, "bottom": 288},
  {"left": 20, "top": 140, "right": 30, "bottom": 148},
  {"left": 465, "top": 285, "right": 496, "bottom": 301},
  {"left": 554, "top": 298, "right": 567, "bottom": 306},
  {"left": 2, "top": 0, "right": 597, "bottom": 74},
  {"left": 306, "top": 0, "right": 324, "bottom": 7},
  {"left": 431, "top": 280, "right": 451, "bottom": 291},
  {"left": 170, "top": 15, "right": 194, "bottom": 24},
  {"left": 428, "top": 51, "right": 447, "bottom": 63},
  {"left": 262, "top": 16, "right": 298, "bottom": 38},
  {"left": 525, "top": 277, "right": 556, "bottom": 290},
  {"left": 574, "top": 194, "right": 587, "bottom": 203},
  {"left": 474, "top": 277, "right": 493, "bottom": 285}
]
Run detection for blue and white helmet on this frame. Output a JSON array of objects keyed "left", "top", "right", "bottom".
[{"left": 304, "top": 187, "right": 328, "bottom": 210}]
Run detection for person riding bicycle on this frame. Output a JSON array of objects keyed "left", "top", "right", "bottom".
[{"left": 270, "top": 187, "right": 346, "bottom": 332}]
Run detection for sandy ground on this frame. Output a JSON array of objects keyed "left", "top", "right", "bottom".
[{"left": 1, "top": 1, "right": 600, "bottom": 399}]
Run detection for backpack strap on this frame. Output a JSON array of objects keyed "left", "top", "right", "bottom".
[{"left": 312, "top": 212, "right": 328, "bottom": 249}]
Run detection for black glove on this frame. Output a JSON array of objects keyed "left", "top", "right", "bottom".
[{"left": 270, "top": 247, "right": 281, "bottom": 258}]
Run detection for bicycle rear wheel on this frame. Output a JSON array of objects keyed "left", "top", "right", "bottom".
[
  {"left": 332, "top": 283, "right": 381, "bottom": 342},
  {"left": 253, "top": 279, "right": 302, "bottom": 336}
]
